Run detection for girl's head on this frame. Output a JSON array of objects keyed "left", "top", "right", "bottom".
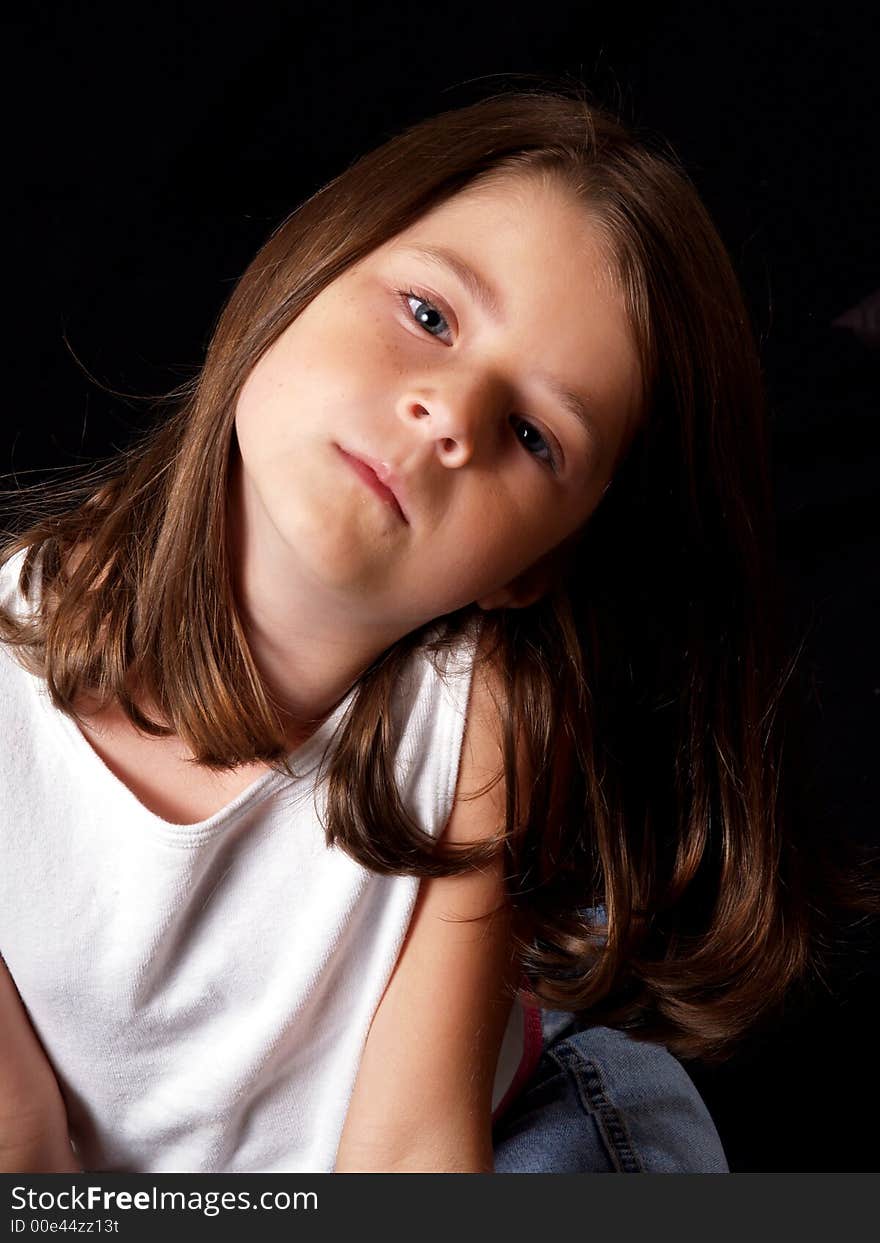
[
  {"left": 211, "top": 90, "right": 763, "bottom": 642},
  {"left": 232, "top": 166, "right": 642, "bottom": 636}
]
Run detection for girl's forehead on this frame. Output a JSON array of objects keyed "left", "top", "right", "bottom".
[
  {"left": 376, "top": 173, "right": 620, "bottom": 294},
  {"left": 397, "top": 170, "right": 583, "bottom": 241}
]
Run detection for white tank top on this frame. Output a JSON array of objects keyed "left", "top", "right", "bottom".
[{"left": 0, "top": 550, "right": 541, "bottom": 1172}]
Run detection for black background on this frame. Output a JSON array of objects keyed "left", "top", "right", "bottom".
[{"left": 5, "top": 2, "right": 878, "bottom": 1171}]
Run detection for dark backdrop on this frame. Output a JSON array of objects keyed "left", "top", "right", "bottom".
[{"left": 6, "top": 1, "right": 878, "bottom": 1172}]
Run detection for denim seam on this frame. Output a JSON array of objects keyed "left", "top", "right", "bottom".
[{"left": 547, "top": 1039, "right": 644, "bottom": 1174}]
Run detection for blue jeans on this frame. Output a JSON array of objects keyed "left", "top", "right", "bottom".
[{"left": 492, "top": 1010, "right": 729, "bottom": 1173}]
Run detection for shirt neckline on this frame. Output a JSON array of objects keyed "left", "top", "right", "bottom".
[{"left": 32, "top": 673, "right": 358, "bottom": 844}]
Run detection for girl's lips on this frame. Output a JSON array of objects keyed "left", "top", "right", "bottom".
[{"left": 335, "top": 446, "right": 409, "bottom": 524}]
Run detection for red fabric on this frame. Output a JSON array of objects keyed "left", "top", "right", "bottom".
[{"left": 491, "top": 999, "right": 545, "bottom": 1126}]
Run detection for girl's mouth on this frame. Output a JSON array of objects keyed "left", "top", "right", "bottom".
[{"left": 335, "top": 446, "right": 409, "bottom": 524}]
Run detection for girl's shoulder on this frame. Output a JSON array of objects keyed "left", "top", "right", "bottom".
[
  {"left": 390, "top": 612, "right": 485, "bottom": 729},
  {"left": 0, "top": 545, "right": 39, "bottom": 620},
  {"left": 383, "top": 612, "right": 489, "bottom": 837},
  {"left": 0, "top": 552, "right": 53, "bottom": 772},
  {"left": 0, "top": 547, "right": 44, "bottom": 688},
  {"left": 420, "top": 610, "right": 485, "bottom": 671}
]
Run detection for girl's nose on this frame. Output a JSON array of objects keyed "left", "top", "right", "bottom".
[{"left": 396, "top": 386, "right": 487, "bottom": 467}]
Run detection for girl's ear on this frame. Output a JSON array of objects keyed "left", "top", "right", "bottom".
[
  {"left": 476, "top": 571, "right": 545, "bottom": 611},
  {"left": 476, "top": 538, "right": 579, "bottom": 611}
]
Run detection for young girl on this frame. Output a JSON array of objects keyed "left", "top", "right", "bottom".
[{"left": 0, "top": 88, "right": 849, "bottom": 1174}]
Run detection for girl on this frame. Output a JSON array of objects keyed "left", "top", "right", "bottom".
[{"left": 0, "top": 87, "right": 852, "bottom": 1174}]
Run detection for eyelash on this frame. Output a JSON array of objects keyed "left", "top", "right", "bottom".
[{"left": 396, "top": 287, "right": 560, "bottom": 472}]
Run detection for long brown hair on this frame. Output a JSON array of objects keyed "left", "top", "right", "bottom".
[{"left": 1, "top": 85, "right": 871, "bottom": 1059}]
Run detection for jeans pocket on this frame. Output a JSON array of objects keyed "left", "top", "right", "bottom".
[{"left": 548, "top": 1038, "right": 644, "bottom": 1173}]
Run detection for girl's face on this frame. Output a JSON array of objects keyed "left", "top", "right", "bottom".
[{"left": 233, "top": 172, "right": 642, "bottom": 632}]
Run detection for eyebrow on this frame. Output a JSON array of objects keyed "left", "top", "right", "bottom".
[{"left": 399, "top": 241, "right": 603, "bottom": 451}]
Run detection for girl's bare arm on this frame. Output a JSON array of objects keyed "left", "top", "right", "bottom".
[
  {"left": 335, "top": 654, "right": 522, "bottom": 1173},
  {"left": 0, "top": 955, "right": 80, "bottom": 1172}
]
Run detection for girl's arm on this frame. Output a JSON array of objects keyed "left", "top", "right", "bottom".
[
  {"left": 335, "top": 653, "right": 523, "bottom": 1174},
  {"left": 0, "top": 956, "right": 81, "bottom": 1172}
]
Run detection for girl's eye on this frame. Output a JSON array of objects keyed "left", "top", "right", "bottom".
[
  {"left": 400, "top": 290, "right": 453, "bottom": 343},
  {"left": 511, "top": 416, "right": 558, "bottom": 471}
]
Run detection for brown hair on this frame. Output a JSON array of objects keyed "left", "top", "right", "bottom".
[{"left": 1, "top": 85, "right": 872, "bottom": 1059}]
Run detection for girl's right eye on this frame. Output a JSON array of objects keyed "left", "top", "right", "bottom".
[{"left": 399, "top": 290, "right": 454, "bottom": 345}]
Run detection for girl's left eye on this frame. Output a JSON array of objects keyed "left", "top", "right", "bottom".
[{"left": 511, "top": 416, "right": 558, "bottom": 471}]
